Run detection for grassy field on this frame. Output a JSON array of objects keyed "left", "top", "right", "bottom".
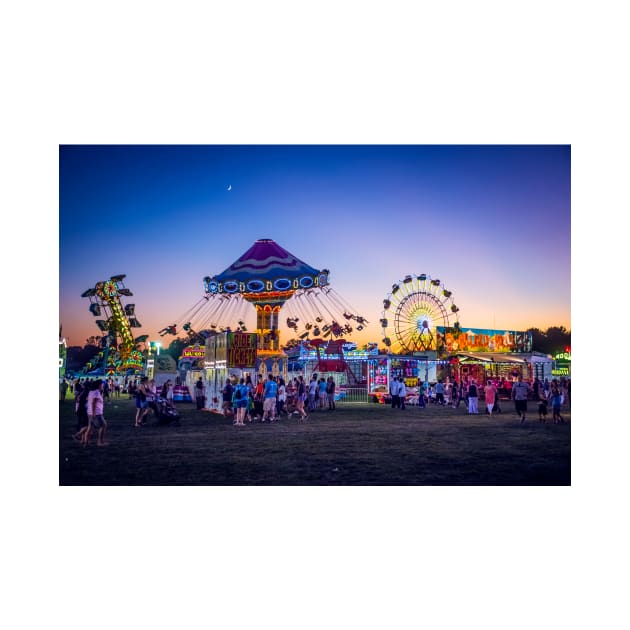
[{"left": 59, "top": 396, "right": 570, "bottom": 485}]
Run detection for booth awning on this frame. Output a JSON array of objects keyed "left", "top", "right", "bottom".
[{"left": 455, "top": 352, "right": 527, "bottom": 364}]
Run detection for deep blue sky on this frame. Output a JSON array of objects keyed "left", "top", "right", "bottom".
[{"left": 59, "top": 145, "right": 570, "bottom": 347}]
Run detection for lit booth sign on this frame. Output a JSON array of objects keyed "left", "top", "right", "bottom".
[{"left": 552, "top": 348, "right": 571, "bottom": 376}]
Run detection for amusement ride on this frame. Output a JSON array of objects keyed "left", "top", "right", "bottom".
[
  {"left": 380, "top": 273, "right": 461, "bottom": 354},
  {"left": 80, "top": 274, "right": 147, "bottom": 374},
  {"left": 160, "top": 239, "right": 368, "bottom": 357}
]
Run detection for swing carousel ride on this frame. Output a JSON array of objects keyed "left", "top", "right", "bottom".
[
  {"left": 80, "top": 274, "right": 147, "bottom": 374},
  {"left": 160, "top": 239, "right": 368, "bottom": 355}
]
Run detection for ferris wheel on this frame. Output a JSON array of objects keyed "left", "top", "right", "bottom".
[{"left": 380, "top": 274, "right": 460, "bottom": 353}]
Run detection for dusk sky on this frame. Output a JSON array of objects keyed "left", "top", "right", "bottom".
[{"left": 59, "top": 145, "right": 570, "bottom": 349}]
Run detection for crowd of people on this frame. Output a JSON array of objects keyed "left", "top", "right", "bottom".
[
  {"left": 68, "top": 375, "right": 180, "bottom": 445},
  {"left": 64, "top": 371, "right": 570, "bottom": 444},
  {"left": 389, "top": 375, "right": 570, "bottom": 424},
  {"left": 211, "top": 372, "right": 338, "bottom": 425}
]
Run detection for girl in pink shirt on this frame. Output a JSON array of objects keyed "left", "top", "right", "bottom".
[
  {"left": 84, "top": 380, "right": 107, "bottom": 446},
  {"left": 484, "top": 381, "right": 497, "bottom": 416}
]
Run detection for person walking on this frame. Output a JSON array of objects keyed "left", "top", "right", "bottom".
[
  {"left": 467, "top": 379, "right": 479, "bottom": 414},
  {"left": 135, "top": 376, "right": 151, "bottom": 426},
  {"left": 60, "top": 379, "right": 68, "bottom": 403},
  {"left": 262, "top": 374, "right": 278, "bottom": 422},
  {"left": 450, "top": 380, "right": 458, "bottom": 408},
  {"left": 165, "top": 380, "right": 174, "bottom": 405},
  {"left": 390, "top": 377, "right": 400, "bottom": 409},
  {"left": 435, "top": 380, "right": 445, "bottom": 405},
  {"left": 326, "top": 377, "right": 336, "bottom": 411},
  {"left": 538, "top": 388, "right": 549, "bottom": 422},
  {"left": 444, "top": 381, "right": 452, "bottom": 406},
  {"left": 195, "top": 377, "right": 206, "bottom": 411},
  {"left": 72, "top": 381, "right": 92, "bottom": 443},
  {"left": 457, "top": 380, "right": 468, "bottom": 409},
  {"left": 222, "top": 379, "right": 234, "bottom": 417},
  {"left": 318, "top": 378, "right": 327, "bottom": 409},
  {"left": 253, "top": 376, "right": 264, "bottom": 420},
  {"left": 418, "top": 381, "right": 426, "bottom": 408},
  {"left": 295, "top": 376, "right": 308, "bottom": 421},
  {"left": 551, "top": 385, "right": 564, "bottom": 423},
  {"left": 533, "top": 378, "right": 541, "bottom": 401},
  {"left": 484, "top": 380, "right": 497, "bottom": 416},
  {"left": 308, "top": 375, "right": 318, "bottom": 412},
  {"left": 398, "top": 377, "right": 407, "bottom": 410},
  {"left": 511, "top": 375, "right": 530, "bottom": 424},
  {"left": 232, "top": 378, "right": 249, "bottom": 426},
  {"left": 84, "top": 379, "right": 107, "bottom": 446},
  {"left": 277, "top": 378, "right": 287, "bottom": 417}
]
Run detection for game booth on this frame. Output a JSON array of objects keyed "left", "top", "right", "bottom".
[
  {"left": 435, "top": 327, "right": 554, "bottom": 389},
  {"left": 201, "top": 331, "right": 258, "bottom": 409},
  {"left": 286, "top": 340, "right": 377, "bottom": 386},
  {"left": 367, "top": 354, "right": 439, "bottom": 403}
]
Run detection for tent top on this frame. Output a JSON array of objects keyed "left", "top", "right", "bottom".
[{"left": 213, "top": 239, "right": 321, "bottom": 283}]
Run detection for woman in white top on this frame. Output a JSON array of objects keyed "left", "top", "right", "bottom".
[
  {"left": 277, "top": 378, "right": 287, "bottom": 417},
  {"left": 398, "top": 377, "right": 407, "bottom": 410}
]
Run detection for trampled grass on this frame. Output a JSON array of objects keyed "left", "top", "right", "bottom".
[{"left": 59, "top": 397, "right": 570, "bottom": 485}]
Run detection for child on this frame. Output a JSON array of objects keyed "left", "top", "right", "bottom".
[
  {"left": 551, "top": 386, "right": 564, "bottom": 424},
  {"left": 538, "top": 390, "right": 548, "bottom": 422}
]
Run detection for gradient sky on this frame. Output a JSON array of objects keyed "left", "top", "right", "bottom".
[{"left": 59, "top": 145, "right": 570, "bottom": 348}]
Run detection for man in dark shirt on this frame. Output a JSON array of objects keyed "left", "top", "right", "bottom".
[
  {"left": 222, "top": 379, "right": 234, "bottom": 417},
  {"left": 511, "top": 375, "right": 530, "bottom": 423}
]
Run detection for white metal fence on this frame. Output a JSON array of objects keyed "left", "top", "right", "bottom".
[{"left": 337, "top": 387, "right": 368, "bottom": 403}]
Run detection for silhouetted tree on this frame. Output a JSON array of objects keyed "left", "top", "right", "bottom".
[
  {"left": 163, "top": 337, "right": 188, "bottom": 361},
  {"left": 66, "top": 345, "right": 100, "bottom": 370},
  {"left": 527, "top": 326, "right": 571, "bottom": 355}
]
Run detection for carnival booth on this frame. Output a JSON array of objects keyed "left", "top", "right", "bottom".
[
  {"left": 552, "top": 349, "right": 571, "bottom": 378},
  {"left": 203, "top": 331, "right": 258, "bottom": 409},
  {"left": 367, "top": 353, "right": 438, "bottom": 403},
  {"left": 180, "top": 344, "right": 206, "bottom": 403},
  {"left": 447, "top": 351, "right": 554, "bottom": 391},
  {"left": 286, "top": 340, "right": 376, "bottom": 386}
]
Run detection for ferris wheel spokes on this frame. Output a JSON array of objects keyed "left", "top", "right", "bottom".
[{"left": 381, "top": 273, "right": 459, "bottom": 354}]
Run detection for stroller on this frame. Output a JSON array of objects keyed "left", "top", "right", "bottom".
[{"left": 154, "top": 396, "right": 181, "bottom": 425}]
